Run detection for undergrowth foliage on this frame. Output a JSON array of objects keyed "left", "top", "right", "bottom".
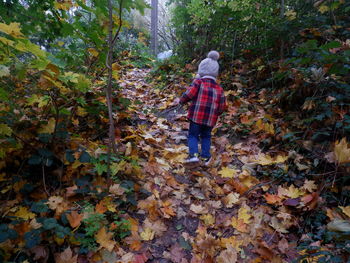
[{"left": 0, "top": 0, "right": 350, "bottom": 262}]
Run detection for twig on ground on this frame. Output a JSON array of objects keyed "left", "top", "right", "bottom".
[{"left": 242, "top": 179, "right": 278, "bottom": 196}]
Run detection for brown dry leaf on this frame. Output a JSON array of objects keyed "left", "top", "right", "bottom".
[
  {"left": 278, "top": 238, "right": 289, "bottom": 253},
  {"left": 31, "top": 246, "right": 48, "bottom": 262},
  {"left": 168, "top": 244, "right": 186, "bottom": 263},
  {"left": 340, "top": 206, "right": 350, "bottom": 218},
  {"left": 227, "top": 178, "right": 249, "bottom": 194},
  {"left": 55, "top": 247, "right": 77, "bottom": 263},
  {"left": 231, "top": 217, "right": 249, "bottom": 233},
  {"left": 160, "top": 200, "right": 176, "bottom": 218},
  {"left": 190, "top": 204, "right": 208, "bottom": 214},
  {"left": 65, "top": 185, "right": 78, "bottom": 197},
  {"left": 66, "top": 211, "right": 83, "bottom": 228},
  {"left": 124, "top": 233, "right": 142, "bottom": 251},
  {"left": 109, "top": 184, "right": 125, "bottom": 195},
  {"left": 196, "top": 234, "right": 219, "bottom": 257},
  {"left": 47, "top": 196, "right": 64, "bottom": 210},
  {"left": 302, "top": 180, "right": 317, "bottom": 192},
  {"left": 223, "top": 192, "right": 240, "bottom": 208},
  {"left": 334, "top": 138, "right": 350, "bottom": 164},
  {"left": 95, "top": 227, "right": 116, "bottom": 252},
  {"left": 30, "top": 218, "right": 42, "bottom": 229},
  {"left": 217, "top": 245, "right": 237, "bottom": 263},
  {"left": 269, "top": 217, "right": 289, "bottom": 233},
  {"left": 255, "top": 246, "right": 274, "bottom": 261},
  {"left": 143, "top": 218, "right": 167, "bottom": 236},
  {"left": 46, "top": 196, "right": 69, "bottom": 216}
]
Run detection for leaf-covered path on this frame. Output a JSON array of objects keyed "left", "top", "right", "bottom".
[{"left": 112, "top": 68, "right": 312, "bottom": 263}]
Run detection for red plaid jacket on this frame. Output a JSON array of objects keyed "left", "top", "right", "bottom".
[{"left": 180, "top": 77, "right": 226, "bottom": 127}]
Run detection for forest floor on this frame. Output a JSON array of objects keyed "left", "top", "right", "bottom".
[{"left": 111, "top": 67, "right": 312, "bottom": 263}]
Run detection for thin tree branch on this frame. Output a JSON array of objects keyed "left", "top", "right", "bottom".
[{"left": 112, "top": 0, "right": 124, "bottom": 45}]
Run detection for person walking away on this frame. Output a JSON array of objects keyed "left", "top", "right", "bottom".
[{"left": 175, "top": 50, "right": 226, "bottom": 166}]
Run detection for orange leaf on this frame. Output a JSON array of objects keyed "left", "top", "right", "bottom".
[
  {"left": 67, "top": 211, "right": 83, "bottom": 228},
  {"left": 264, "top": 193, "right": 282, "bottom": 204},
  {"left": 95, "top": 200, "right": 107, "bottom": 214},
  {"left": 95, "top": 227, "right": 116, "bottom": 252}
]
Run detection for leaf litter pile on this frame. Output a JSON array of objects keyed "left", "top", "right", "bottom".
[{"left": 1, "top": 66, "right": 350, "bottom": 263}]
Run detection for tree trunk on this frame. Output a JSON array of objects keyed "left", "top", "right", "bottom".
[
  {"left": 280, "top": 0, "right": 285, "bottom": 59},
  {"left": 151, "top": 0, "right": 158, "bottom": 56},
  {"left": 106, "top": 0, "right": 118, "bottom": 177}
]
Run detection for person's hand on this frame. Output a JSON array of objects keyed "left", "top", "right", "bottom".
[{"left": 173, "top": 98, "right": 180, "bottom": 106}]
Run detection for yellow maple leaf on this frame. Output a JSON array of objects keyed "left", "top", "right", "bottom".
[
  {"left": 95, "top": 227, "right": 116, "bottom": 252},
  {"left": 285, "top": 10, "right": 297, "bottom": 20},
  {"left": 0, "top": 22, "right": 23, "bottom": 38},
  {"left": 76, "top": 106, "right": 87, "bottom": 117},
  {"left": 140, "top": 227, "right": 155, "bottom": 241},
  {"left": 340, "top": 206, "right": 350, "bottom": 218},
  {"left": 334, "top": 138, "right": 350, "bottom": 164},
  {"left": 38, "top": 118, "right": 56, "bottom": 134},
  {"left": 318, "top": 5, "right": 329, "bottom": 14},
  {"left": 88, "top": 48, "right": 99, "bottom": 57},
  {"left": 220, "top": 236, "right": 244, "bottom": 251},
  {"left": 218, "top": 167, "right": 239, "bottom": 178},
  {"left": 14, "top": 206, "right": 35, "bottom": 220},
  {"left": 255, "top": 119, "right": 274, "bottom": 134},
  {"left": 231, "top": 217, "right": 249, "bottom": 233},
  {"left": 200, "top": 214, "right": 215, "bottom": 226},
  {"left": 284, "top": 184, "right": 304, "bottom": 198},
  {"left": 255, "top": 153, "right": 288, "bottom": 165},
  {"left": 237, "top": 206, "right": 252, "bottom": 224},
  {"left": 0, "top": 124, "right": 12, "bottom": 136}
]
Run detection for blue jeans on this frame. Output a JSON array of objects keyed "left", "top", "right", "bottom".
[{"left": 188, "top": 121, "right": 212, "bottom": 158}]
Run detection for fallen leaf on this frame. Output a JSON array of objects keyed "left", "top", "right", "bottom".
[
  {"left": 140, "top": 227, "right": 155, "bottom": 241},
  {"left": 327, "top": 219, "right": 350, "bottom": 232},
  {"left": 218, "top": 167, "right": 239, "bottom": 178},
  {"left": 269, "top": 217, "right": 289, "bottom": 233},
  {"left": 223, "top": 192, "right": 240, "bottom": 208},
  {"left": 264, "top": 193, "right": 282, "bottom": 205},
  {"left": 200, "top": 214, "right": 215, "bottom": 226},
  {"left": 334, "top": 138, "right": 350, "bottom": 164},
  {"left": 217, "top": 245, "right": 237, "bottom": 263},
  {"left": 55, "top": 247, "right": 77, "bottom": 263},
  {"left": 302, "top": 180, "right": 317, "bottom": 192},
  {"left": 14, "top": 206, "right": 35, "bottom": 220},
  {"left": 340, "top": 206, "right": 350, "bottom": 218},
  {"left": 190, "top": 204, "right": 208, "bottom": 214},
  {"left": 95, "top": 227, "right": 116, "bottom": 252},
  {"left": 66, "top": 211, "right": 83, "bottom": 228},
  {"left": 109, "top": 184, "right": 125, "bottom": 195}
]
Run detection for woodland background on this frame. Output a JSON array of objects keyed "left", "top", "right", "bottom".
[{"left": 0, "top": 0, "right": 350, "bottom": 262}]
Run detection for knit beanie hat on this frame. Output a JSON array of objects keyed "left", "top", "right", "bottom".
[{"left": 197, "top": 51, "right": 220, "bottom": 78}]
